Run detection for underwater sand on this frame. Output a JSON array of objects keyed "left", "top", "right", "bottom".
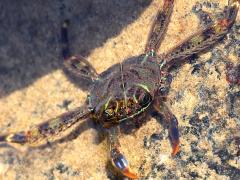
[{"left": 0, "top": 0, "right": 239, "bottom": 179}]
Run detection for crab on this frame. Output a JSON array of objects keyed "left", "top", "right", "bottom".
[{"left": 0, "top": 0, "right": 239, "bottom": 179}]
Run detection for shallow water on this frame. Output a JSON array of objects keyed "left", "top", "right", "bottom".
[{"left": 0, "top": 0, "right": 239, "bottom": 179}]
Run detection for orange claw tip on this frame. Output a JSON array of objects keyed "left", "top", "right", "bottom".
[
  {"left": 122, "top": 167, "right": 139, "bottom": 179},
  {"left": 171, "top": 143, "right": 180, "bottom": 157}
]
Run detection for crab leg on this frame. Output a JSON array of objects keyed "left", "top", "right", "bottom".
[
  {"left": 145, "top": 0, "right": 174, "bottom": 54},
  {"left": 108, "top": 127, "right": 139, "bottom": 179},
  {"left": 154, "top": 100, "right": 180, "bottom": 156},
  {"left": 61, "top": 20, "right": 99, "bottom": 81},
  {"left": 64, "top": 55, "right": 99, "bottom": 81},
  {"left": 0, "top": 106, "right": 90, "bottom": 145},
  {"left": 161, "top": 0, "right": 239, "bottom": 69},
  {"left": 61, "top": 20, "right": 71, "bottom": 59}
]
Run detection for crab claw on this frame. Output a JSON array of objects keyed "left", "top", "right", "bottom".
[
  {"left": 112, "top": 153, "right": 139, "bottom": 179},
  {"left": 0, "top": 132, "right": 27, "bottom": 144},
  {"left": 171, "top": 141, "right": 180, "bottom": 156},
  {"left": 168, "top": 115, "right": 180, "bottom": 156}
]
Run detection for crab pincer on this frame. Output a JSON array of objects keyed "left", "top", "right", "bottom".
[
  {"left": 169, "top": 115, "right": 180, "bottom": 156},
  {"left": 111, "top": 149, "right": 139, "bottom": 179}
]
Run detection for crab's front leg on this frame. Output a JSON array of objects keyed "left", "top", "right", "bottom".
[
  {"left": 161, "top": 0, "right": 239, "bottom": 69},
  {"left": 0, "top": 106, "right": 90, "bottom": 145},
  {"left": 107, "top": 126, "right": 139, "bottom": 179},
  {"left": 61, "top": 20, "right": 99, "bottom": 81},
  {"left": 145, "top": 0, "right": 174, "bottom": 55},
  {"left": 153, "top": 100, "right": 180, "bottom": 156}
]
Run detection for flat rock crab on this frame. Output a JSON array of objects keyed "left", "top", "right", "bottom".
[{"left": 0, "top": 0, "right": 239, "bottom": 178}]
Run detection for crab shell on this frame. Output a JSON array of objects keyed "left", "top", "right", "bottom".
[{"left": 88, "top": 55, "right": 163, "bottom": 128}]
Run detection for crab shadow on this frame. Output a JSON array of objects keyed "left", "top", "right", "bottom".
[{"left": 0, "top": 0, "right": 152, "bottom": 98}]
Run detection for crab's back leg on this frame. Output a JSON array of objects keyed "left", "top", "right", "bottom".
[
  {"left": 153, "top": 100, "right": 180, "bottom": 156},
  {"left": 161, "top": 0, "right": 239, "bottom": 69},
  {"left": 0, "top": 106, "right": 90, "bottom": 145},
  {"left": 145, "top": 0, "right": 174, "bottom": 55},
  {"left": 107, "top": 127, "right": 139, "bottom": 179},
  {"left": 61, "top": 20, "right": 99, "bottom": 81}
]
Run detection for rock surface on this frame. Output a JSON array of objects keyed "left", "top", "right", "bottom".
[{"left": 0, "top": 0, "right": 239, "bottom": 179}]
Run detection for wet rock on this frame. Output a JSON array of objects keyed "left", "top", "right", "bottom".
[
  {"left": 0, "top": 146, "right": 21, "bottom": 176},
  {"left": 150, "top": 133, "right": 163, "bottom": 143},
  {"left": 227, "top": 91, "right": 240, "bottom": 119},
  {"left": 207, "top": 162, "right": 240, "bottom": 179},
  {"left": 43, "top": 162, "right": 79, "bottom": 179},
  {"left": 226, "top": 63, "right": 240, "bottom": 86},
  {"left": 189, "top": 171, "right": 199, "bottom": 178}
]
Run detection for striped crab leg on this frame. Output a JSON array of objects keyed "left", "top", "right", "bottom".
[
  {"left": 0, "top": 106, "right": 90, "bottom": 145},
  {"left": 145, "top": 0, "right": 174, "bottom": 55},
  {"left": 61, "top": 20, "right": 99, "bottom": 81},
  {"left": 161, "top": 0, "right": 239, "bottom": 70}
]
